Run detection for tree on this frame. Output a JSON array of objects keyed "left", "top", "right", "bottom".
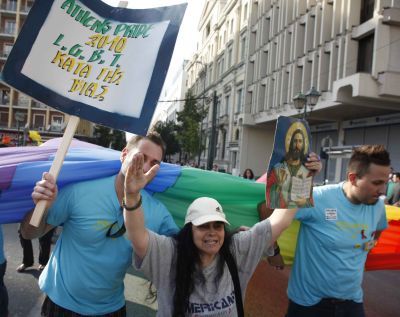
[
  {"left": 153, "top": 120, "right": 180, "bottom": 159},
  {"left": 94, "top": 125, "right": 126, "bottom": 151},
  {"left": 176, "top": 90, "right": 207, "bottom": 161}
]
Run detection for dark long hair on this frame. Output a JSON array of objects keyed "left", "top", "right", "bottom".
[
  {"left": 172, "top": 223, "right": 234, "bottom": 316},
  {"left": 243, "top": 168, "right": 255, "bottom": 180}
]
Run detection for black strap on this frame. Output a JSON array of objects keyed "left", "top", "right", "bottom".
[{"left": 224, "top": 252, "right": 244, "bottom": 317}]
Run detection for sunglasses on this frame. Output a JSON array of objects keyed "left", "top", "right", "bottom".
[{"left": 106, "top": 221, "right": 126, "bottom": 238}]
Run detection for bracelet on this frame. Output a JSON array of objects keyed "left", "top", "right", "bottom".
[
  {"left": 122, "top": 195, "right": 142, "bottom": 211},
  {"left": 273, "top": 245, "right": 280, "bottom": 256}
]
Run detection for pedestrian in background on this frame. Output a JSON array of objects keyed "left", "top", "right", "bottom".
[
  {"left": 385, "top": 172, "right": 400, "bottom": 206},
  {"left": 0, "top": 225, "right": 9, "bottom": 317},
  {"left": 243, "top": 168, "right": 255, "bottom": 180},
  {"left": 16, "top": 227, "right": 55, "bottom": 272}
]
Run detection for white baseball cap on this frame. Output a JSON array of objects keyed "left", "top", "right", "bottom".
[{"left": 185, "top": 197, "right": 230, "bottom": 226}]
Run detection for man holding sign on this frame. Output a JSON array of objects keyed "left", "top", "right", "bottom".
[
  {"left": 286, "top": 145, "right": 390, "bottom": 317},
  {"left": 3, "top": 1, "right": 185, "bottom": 315},
  {"left": 21, "top": 132, "right": 178, "bottom": 316}
]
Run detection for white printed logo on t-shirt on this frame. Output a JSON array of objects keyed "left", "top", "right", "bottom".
[{"left": 325, "top": 208, "right": 337, "bottom": 221}]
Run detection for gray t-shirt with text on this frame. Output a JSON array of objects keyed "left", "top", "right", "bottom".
[{"left": 135, "top": 219, "right": 273, "bottom": 317}]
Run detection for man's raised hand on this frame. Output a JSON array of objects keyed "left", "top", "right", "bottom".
[{"left": 124, "top": 152, "right": 159, "bottom": 197}]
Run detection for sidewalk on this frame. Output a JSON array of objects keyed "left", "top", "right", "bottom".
[{"left": 26, "top": 267, "right": 157, "bottom": 317}]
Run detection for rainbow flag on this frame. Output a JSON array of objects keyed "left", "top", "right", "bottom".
[
  {"left": 0, "top": 139, "right": 264, "bottom": 228},
  {"left": 1, "top": 139, "right": 399, "bottom": 270}
]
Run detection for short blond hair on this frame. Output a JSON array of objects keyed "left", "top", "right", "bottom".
[{"left": 126, "top": 131, "right": 166, "bottom": 159}]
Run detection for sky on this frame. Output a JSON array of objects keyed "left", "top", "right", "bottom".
[
  {"left": 101, "top": 0, "right": 206, "bottom": 94},
  {"left": 100, "top": 0, "right": 206, "bottom": 140},
  {"left": 101, "top": 0, "right": 206, "bottom": 137}
]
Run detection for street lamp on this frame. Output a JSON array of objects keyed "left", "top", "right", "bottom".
[
  {"left": 193, "top": 60, "right": 207, "bottom": 167},
  {"left": 293, "top": 86, "right": 321, "bottom": 119}
]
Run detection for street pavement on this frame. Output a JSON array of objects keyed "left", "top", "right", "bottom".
[
  {"left": 3, "top": 222, "right": 400, "bottom": 316},
  {"left": 3, "top": 223, "right": 157, "bottom": 317}
]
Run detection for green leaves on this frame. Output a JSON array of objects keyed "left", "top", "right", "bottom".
[{"left": 176, "top": 90, "right": 207, "bottom": 160}]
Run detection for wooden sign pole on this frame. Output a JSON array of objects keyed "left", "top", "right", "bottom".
[
  {"left": 30, "top": 1, "right": 127, "bottom": 227},
  {"left": 29, "top": 115, "right": 80, "bottom": 227}
]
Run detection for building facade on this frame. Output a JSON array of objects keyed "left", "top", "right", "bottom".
[
  {"left": 155, "top": 60, "right": 188, "bottom": 125},
  {"left": 0, "top": 0, "right": 94, "bottom": 146},
  {"left": 187, "top": 0, "right": 251, "bottom": 174},
  {"left": 188, "top": 0, "right": 400, "bottom": 181}
]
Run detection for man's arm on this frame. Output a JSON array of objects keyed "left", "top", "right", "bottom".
[
  {"left": 20, "top": 211, "right": 55, "bottom": 240},
  {"left": 124, "top": 153, "right": 159, "bottom": 260},
  {"left": 20, "top": 172, "right": 57, "bottom": 239}
]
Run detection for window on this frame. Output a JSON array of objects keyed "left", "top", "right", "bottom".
[
  {"left": 357, "top": 34, "right": 374, "bottom": 73},
  {"left": 228, "top": 46, "right": 233, "bottom": 67},
  {"left": 360, "top": 0, "right": 375, "bottom": 24},
  {"left": 235, "top": 129, "right": 240, "bottom": 140},
  {"left": 6, "top": 0, "right": 17, "bottom": 11},
  {"left": 205, "top": 22, "right": 210, "bottom": 37},
  {"left": 214, "top": 130, "right": 219, "bottom": 159},
  {"left": 225, "top": 95, "right": 230, "bottom": 115},
  {"left": 1, "top": 91, "right": 9, "bottom": 104},
  {"left": 4, "top": 20, "right": 15, "bottom": 34},
  {"left": 3, "top": 44, "right": 13, "bottom": 57},
  {"left": 208, "top": 66, "right": 213, "bottom": 85},
  {"left": 236, "top": 89, "right": 243, "bottom": 113},
  {"left": 51, "top": 115, "right": 64, "bottom": 131},
  {"left": 240, "top": 36, "right": 246, "bottom": 60},
  {"left": 221, "top": 130, "right": 227, "bottom": 159},
  {"left": 33, "top": 114, "right": 45, "bottom": 129},
  {"left": 216, "top": 99, "right": 221, "bottom": 118},
  {"left": 232, "top": 151, "right": 237, "bottom": 168},
  {"left": 52, "top": 115, "right": 63, "bottom": 124},
  {"left": 0, "top": 111, "right": 8, "bottom": 126},
  {"left": 243, "top": 3, "right": 248, "bottom": 22}
]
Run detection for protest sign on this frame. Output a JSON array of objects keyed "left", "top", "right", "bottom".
[
  {"left": 265, "top": 116, "right": 315, "bottom": 209},
  {"left": 3, "top": 0, "right": 186, "bottom": 135},
  {"left": 1, "top": 0, "right": 186, "bottom": 226}
]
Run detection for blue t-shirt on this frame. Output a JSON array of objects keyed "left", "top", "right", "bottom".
[
  {"left": 38, "top": 176, "right": 178, "bottom": 315},
  {"left": 288, "top": 182, "right": 387, "bottom": 306},
  {"left": 0, "top": 225, "right": 5, "bottom": 264}
]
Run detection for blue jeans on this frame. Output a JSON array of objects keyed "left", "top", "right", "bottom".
[
  {"left": 286, "top": 299, "right": 365, "bottom": 317},
  {"left": 0, "top": 261, "right": 8, "bottom": 317}
]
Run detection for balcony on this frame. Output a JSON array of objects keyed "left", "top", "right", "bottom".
[
  {"left": 228, "top": 141, "right": 239, "bottom": 148},
  {"left": 0, "top": 2, "right": 17, "bottom": 13},
  {"left": 32, "top": 101, "right": 47, "bottom": 109},
  {"left": 218, "top": 114, "right": 229, "bottom": 126},
  {"left": 0, "top": 27, "right": 15, "bottom": 37},
  {"left": 0, "top": 51, "right": 11, "bottom": 60},
  {"left": 0, "top": 96, "right": 9, "bottom": 105},
  {"left": 20, "top": 5, "right": 31, "bottom": 14}
]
